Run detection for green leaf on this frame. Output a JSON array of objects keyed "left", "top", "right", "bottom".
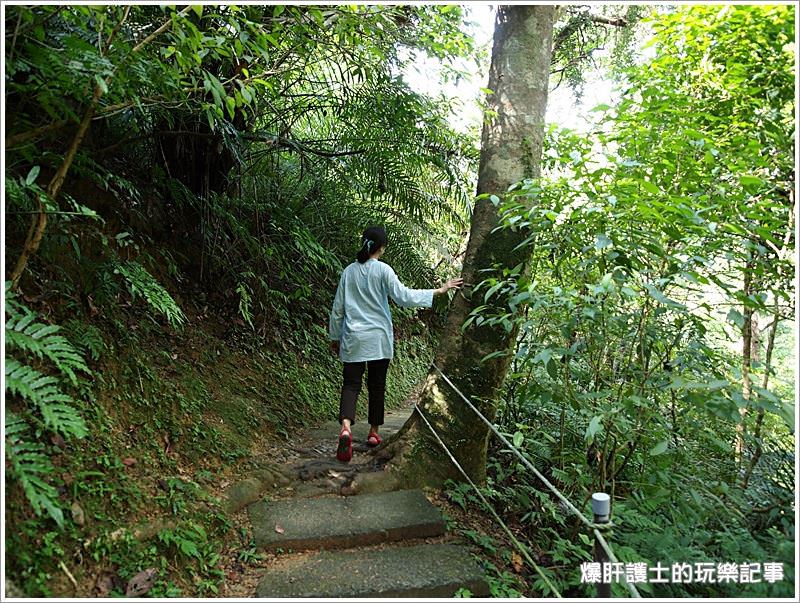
[
  {"left": 739, "top": 174, "right": 764, "bottom": 188},
  {"left": 546, "top": 358, "right": 559, "bottom": 380},
  {"left": 512, "top": 431, "right": 523, "bottom": 448},
  {"left": 649, "top": 440, "right": 670, "bottom": 456},
  {"left": 594, "top": 233, "right": 613, "bottom": 250},
  {"left": 25, "top": 166, "right": 40, "bottom": 185},
  {"left": 94, "top": 73, "right": 108, "bottom": 94},
  {"left": 640, "top": 180, "right": 660, "bottom": 195},
  {"left": 179, "top": 539, "right": 200, "bottom": 557},
  {"left": 191, "top": 5, "right": 204, "bottom": 18},
  {"left": 644, "top": 283, "right": 684, "bottom": 309},
  {"left": 726, "top": 308, "right": 745, "bottom": 329},
  {"left": 585, "top": 415, "right": 603, "bottom": 442}
]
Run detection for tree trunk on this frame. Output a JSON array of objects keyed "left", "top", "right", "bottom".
[
  {"left": 735, "top": 260, "right": 760, "bottom": 468},
  {"left": 359, "top": 6, "right": 556, "bottom": 492}
]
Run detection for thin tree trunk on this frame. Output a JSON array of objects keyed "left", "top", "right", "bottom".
[
  {"left": 740, "top": 203, "right": 794, "bottom": 488},
  {"left": 740, "top": 306, "right": 780, "bottom": 489},
  {"left": 356, "top": 6, "right": 556, "bottom": 491},
  {"left": 734, "top": 261, "right": 757, "bottom": 466}
]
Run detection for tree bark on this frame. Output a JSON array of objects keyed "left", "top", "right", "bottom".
[
  {"left": 734, "top": 264, "right": 755, "bottom": 467},
  {"left": 359, "top": 6, "right": 556, "bottom": 491},
  {"left": 740, "top": 305, "right": 780, "bottom": 489}
]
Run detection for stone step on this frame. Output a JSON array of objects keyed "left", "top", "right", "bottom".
[
  {"left": 248, "top": 489, "right": 445, "bottom": 551},
  {"left": 254, "top": 542, "right": 489, "bottom": 598},
  {"left": 305, "top": 409, "right": 410, "bottom": 453}
]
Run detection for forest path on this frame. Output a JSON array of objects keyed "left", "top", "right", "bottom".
[{"left": 219, "top": 393, "right": 488, "bottom": 597}]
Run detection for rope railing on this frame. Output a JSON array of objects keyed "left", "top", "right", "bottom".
[
  {"left": 425, "top": 362, "right": 642, "bottom": 599},
  {"left": 414, "top": 404, "right": 562, "bottom": 598}
]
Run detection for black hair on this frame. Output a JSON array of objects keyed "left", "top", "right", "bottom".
[{"left": 356, "top": 226, "right": 388, "bottom": 264}]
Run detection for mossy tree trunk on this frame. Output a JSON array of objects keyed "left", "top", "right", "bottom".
[{"left": 373, "top": 6, "right": 556, "bottom": 489}]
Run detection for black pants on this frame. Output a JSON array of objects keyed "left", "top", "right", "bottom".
[{"left": 339, "top": 359, "right": 390, "bottom": 426}]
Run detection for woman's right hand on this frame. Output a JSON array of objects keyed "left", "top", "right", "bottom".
[{"left": 436, "top": 277, "right": 464, "bottom": 295}]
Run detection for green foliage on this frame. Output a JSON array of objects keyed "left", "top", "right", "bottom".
[
  {"left": 482, "top": 561, "right": 525, "bottom": 598},
  {"left": 62, "top": 319, "right": 107, "bottom": 361},
  {"left": 5, "top": 298, "right": 91, "bottom": 386},
  {"left": 551, "top": 5, "right": 650, "bottom": 95},
  {"left": 4, "top": 414, "right": 64, "bottom": 528},
  {"left": 4, "top": 284, "right": 93, "bottom": 530},
  {"left": 5, "top": 360, "right": 88, "bottom": 438},
  {"left": 112, "top": 260, "right": 186, "bottom": 327},
  {"left": 236, "top": 527, "right": 264, "bottom": 565},
  {"left": 462, "top": 5, "right": 794, "bottom": 597},
  {"left": 4, "top": 7, "right": 449, "bottom": 593},
  {"left": 6, "top": 3, "right": 472, "bottom": 337}
]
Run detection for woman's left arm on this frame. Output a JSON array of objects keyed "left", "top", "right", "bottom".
[{"left": 384, "top": 265, "right": 436, "bottom": 308}]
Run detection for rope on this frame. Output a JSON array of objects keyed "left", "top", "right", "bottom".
[
  {"left": 413, "top": 403, "right": 562, "bottom": 598},
  {"left": 430, "top": 362, "right": 642, "bottom": 599},
  {"left": 431, "top": 363, "right": 593, "bottom": 526}
]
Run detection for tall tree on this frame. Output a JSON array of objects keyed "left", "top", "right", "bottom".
[{"left": 359, "top": 5, "right": 557, "bottom": 490}]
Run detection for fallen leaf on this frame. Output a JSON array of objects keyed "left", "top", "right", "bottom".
[
  {"left": 125, "top": 567, "right": 158, "bottom": 597},
  {"left": 171, "top": 353, "right": 178, "bottom": 360},
  {"left": 51, "top": 434, "right": 67, "bottom": 449},
  {"left": 61, "top": 472, "right": 74, "bottom": 486},
  {"left": 511, "top": 551, "right": 524, "bottom": 573},
  {"left": 121, "top": 457, "right": 136, "bottom": 466},
  {"left": 274, "top": 524, "right": 285, "bottom": 534},
  {"left": 71, "top": 502, "right": 85, "bottom": 526}
]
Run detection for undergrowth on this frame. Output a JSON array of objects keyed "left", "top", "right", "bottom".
[{"left": 5, "top": 284, "right": 433, "bottom": 596}]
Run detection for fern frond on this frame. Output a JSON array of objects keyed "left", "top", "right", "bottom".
[
  {"left": 5, "top": 413, "right": 64, "bottom": 528},
  {"left": 5, "top": 310, "right": 91, "bottom": 385},
  {"left": 5, "top": 359, "right": 88, "bottom": 438},
  {"left": 113, "top": 260, "right": 186, "bottom": 327},
  {"left": 62, "top": 320, "right": 106, "bottom": 361},
  {"left": 40, "top": 404, "right": 89, "bottom": 439}
]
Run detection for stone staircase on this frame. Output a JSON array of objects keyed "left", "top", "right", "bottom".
[
  {"left": 248, "top": 489, "right": 487, "bottom": 598},
  {"left": 241, "top": 404, "right": 489, "bottom": 598}
]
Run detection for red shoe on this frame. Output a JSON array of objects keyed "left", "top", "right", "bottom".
[
  {"left": 336, "top": 427, "right": 352, "bottom": 462},
  {"left": 366, "top": 433, "right": 382, "bottom": 447}
]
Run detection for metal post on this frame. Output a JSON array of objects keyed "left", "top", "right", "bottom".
[{"left": 592, "top": 492, "right": 611, "bottom": 598}]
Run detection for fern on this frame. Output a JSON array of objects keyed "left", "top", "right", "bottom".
[
  {"left": 112, "top": 260, "right": 186, "bottom": 327},
  {"left": 5, "top": 359, "right": 88, "bottom": 438},
  {"left": 62, "top": 319, "right": 106, "bottom": 361},
  {"left": 5, "top": 306, "right": 91, "bottom": 386},
  {"left": 4, "top": 287, "right": 91, "bottom": 527},
  {"left": 5, "top": 413, "right": 64, "bottom": 527},
  {"left": 236, "top": 280, "right": 254, "bottom": 328}
]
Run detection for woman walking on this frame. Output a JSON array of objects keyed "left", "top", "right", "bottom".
[{"left": 328, "top": 226, "right": 462, "bottom": 462}]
